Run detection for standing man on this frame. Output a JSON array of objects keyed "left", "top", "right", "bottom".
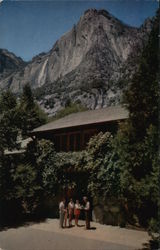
[
  {"left": 83, "top": 196, "right": 90, "bottom": 229},
  {"left": 59, "top": 198, "right": 66, "bottom": 228}
]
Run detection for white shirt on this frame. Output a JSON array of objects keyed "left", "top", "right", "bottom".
[
  {"left": 68, "top": 201, "right": 74, "bottom": 209},
  {"left": 59, "top": 201, "right": 65, "bottom": 212},
  {"left": 75, "top": 203, "right": 81, "bottom": 209},
  {"left": 84, "top": 201, "right": 90, "bottom": 210}
]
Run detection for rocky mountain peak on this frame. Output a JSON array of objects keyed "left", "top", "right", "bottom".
[
  {"left": 84, "top": 8, "right": 98, "bottom": 16},
  {"left": 0, "top": 8, "right": 154, "bottom": 115},
  {"left": 0, "top": 49, "right": 25, "bottom": 82},
  {"left": 0, "top": 49, "right": 24, "bottom": 68},
  {"left": 83, "top": 8, "right": 112, "bottom": 20}
]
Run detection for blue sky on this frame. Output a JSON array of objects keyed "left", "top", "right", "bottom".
[{"left": 0, "top": 0, "right": 158, "bottom": 61}]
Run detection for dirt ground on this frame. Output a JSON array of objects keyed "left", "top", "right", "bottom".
[{"left": 0, "top": 219, "right": 151, "bottom": 250}]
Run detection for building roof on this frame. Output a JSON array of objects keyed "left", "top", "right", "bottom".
[{"left": 32, "top": 105, "right": 129, "bottom": 133}]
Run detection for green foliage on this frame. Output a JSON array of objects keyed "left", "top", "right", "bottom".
[
  {"left": 1, "top": 139, "right": 56, "bottom": 214},
  {"left": 24, "top": 142, "right": 88, "bottom": 200},
  {"left": 115, "top": 124, "right": 158, "bottom": 198},
  {"left": 0, "top": 90, "right": 17, "bottom": 112},
  {"left": 0, "top": 86, "right": 47, "bottom": 223},
  {"left": 25, "top": 139, "right": 57, "bottom": 196},
  {"left": 55, "top": 151, "right": 87, "bottom": 191},
  {"left": 0, "top": 91, "right": 21, "bottom": 222},
  {"left": 33, "top": 139, "right": 59, "bottom": 196},
  {"left": 20, "top": 83, "right": 34, "bottom": 109},
  {"left": 148, "top": 218, "right": 160, "bottom": 245},
  {"left": 0, "top": 90, "right": 19, "bottom": 151},
  {"left": 0, "top": 155, "right": 15, "bottom": 201},
  {"left": 86, "top": 132, "right": 121, "bottom": 198},
  {"left": 114, "top": 10, "right": 160, "bottom": 228},
  {"left": 12, "top": 162, "right": 42, "bottom": 213},
  {"left": 27, "top": 142, "right": 88, "bottom": 199},
  {"left": 0, "top": 87, "right": 48, "bottom": 219},
  {"left": 112, "top": 119, "right": 159, "bottom": 226},
  {"left": 123, "top": 11, "right": 159, "bottom": 139},
  {"left": 18, "top": 84, "right": 47, "bottom": 136}
]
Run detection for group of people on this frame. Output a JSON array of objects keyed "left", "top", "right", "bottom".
[{"left": 59, "top": 196, "right": 90, "bottom": 229}]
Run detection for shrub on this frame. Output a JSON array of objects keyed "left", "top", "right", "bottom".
[{"left": 86, "top": 132, "right": 121, "bottom": 198}]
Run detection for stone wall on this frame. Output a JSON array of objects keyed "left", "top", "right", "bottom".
[{"left": 92, "top": 197, "right": 126, "bottom": 227}]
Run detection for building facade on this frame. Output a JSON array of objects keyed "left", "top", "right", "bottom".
[{"left": 31, "top": 105, "right": 128, "bottom": 152}]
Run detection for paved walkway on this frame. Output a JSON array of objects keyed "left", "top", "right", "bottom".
[{"left": 0, "top": 219, "right": 150, "bottom": 250}]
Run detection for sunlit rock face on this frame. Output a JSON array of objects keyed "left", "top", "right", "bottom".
[{"left": 0, "top": 9, "right": 153, "bottom": 115}]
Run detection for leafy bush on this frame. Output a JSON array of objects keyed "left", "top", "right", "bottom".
[
  {"left": 55, "top": 151, "right": 88, "bottom": 193},
  {"left": 117, "top": 10, "right": 160, "bottom": 228},
  {"left": 12, "top": 162, "right": 42, "bottom": 214},
  {"left": 86, "top": 132, "right": 121, "bottom": 198},
  {"left": 148, "top": 218, "right": 160, "bottom": 244}
]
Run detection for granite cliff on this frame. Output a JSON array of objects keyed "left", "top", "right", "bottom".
[{"left": 0, "top": 9, "right": 153, "bottom": 115}]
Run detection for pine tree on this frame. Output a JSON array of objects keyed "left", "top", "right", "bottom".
[
  {"left": 0, "top": 90, "right": 19, "bottom": 151},
  {"left": 19, "top": 84, "right": 47, "bottom": 137},
  {"left": 116, "top": 10, "right": 160, "bottom": 227},
  {"left": 123, "top": 10, "right": 159, "bottom": 140}
]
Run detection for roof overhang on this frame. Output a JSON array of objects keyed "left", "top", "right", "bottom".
[{"left": 31, "top": 105, "right": 129, "bottom": 134}]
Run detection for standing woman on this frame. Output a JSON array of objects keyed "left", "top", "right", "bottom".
[
  {"left": 68, "top": 198, "right": 74, "bottom": 227},
  {"left": 74, "top": 200, "right": 81, "bottom": 226}
]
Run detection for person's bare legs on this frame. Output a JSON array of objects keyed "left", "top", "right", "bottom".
[
  {"left": 75, "top": 215, "right": 78, "bottom": 226},
  {"left": 69, "top": 213, "right": 72, "bottom": 227}
]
